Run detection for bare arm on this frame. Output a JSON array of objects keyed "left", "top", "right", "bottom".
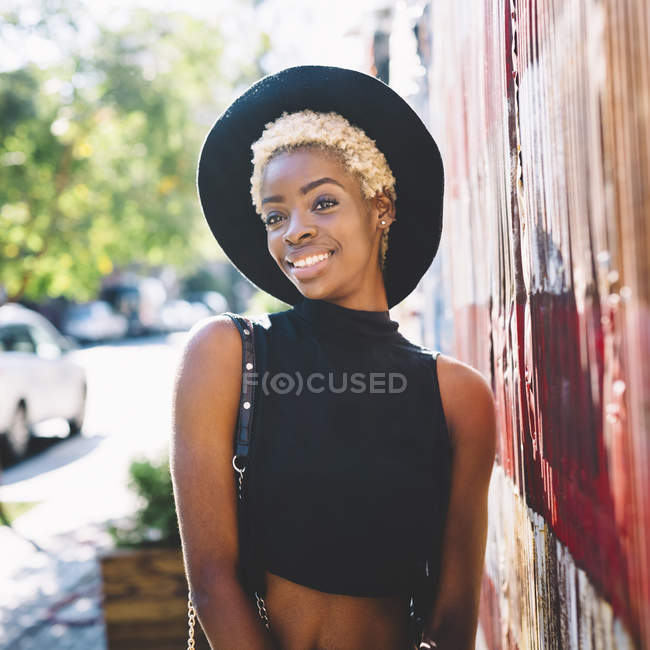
[
  {"left": 422, "top": 355, "right": 497, "bottom": 649},
  {"left": 170, "top": 316, "right": 278, "bottom": 650}
]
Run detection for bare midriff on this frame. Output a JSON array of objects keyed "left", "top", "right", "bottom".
[{"left": 263, "top": 570, "right": 413, "bottom": 650}]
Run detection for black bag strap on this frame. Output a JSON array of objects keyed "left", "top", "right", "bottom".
[
  {"left": 223, "top": 312, "right": 257, "bottom": 483},
  {"left": 222, "top": 312, "right": 267, "bottom": 603}
]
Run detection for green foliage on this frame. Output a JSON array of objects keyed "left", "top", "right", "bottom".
[
  {"left": 108, "top": 454, "right": 180, "bottom": 549},
  {"left": 0, "top": 1, "right": 269, "bottom": 302},
  {"left": 0, "top": 501, "right": 41, "bottom": 525},
  {"left": 245, "top": 288, "right": 291, "bottom": 315}
]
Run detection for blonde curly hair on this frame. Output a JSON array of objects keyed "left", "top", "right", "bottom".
[{"left": 249, "top": 109, "right": 397, "bottom": 272}]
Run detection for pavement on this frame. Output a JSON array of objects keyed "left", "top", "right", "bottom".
[{"left": 0, "top": 517, "right": 110, "bottom": 649}]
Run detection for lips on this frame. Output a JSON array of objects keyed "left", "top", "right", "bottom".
[
  {"left": 285, "top": 248, "right": 336, "bottom": 281},
  {"left": 286, "top": 248, "right": 335, "bottom": 267}
]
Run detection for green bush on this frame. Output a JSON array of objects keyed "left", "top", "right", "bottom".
[{"left": 108, "top": 453, "right": 180, "bottom": 549}]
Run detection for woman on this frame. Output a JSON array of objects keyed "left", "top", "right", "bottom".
[{"left": 171, "top": 66, "right": 496, "bottom": 650}]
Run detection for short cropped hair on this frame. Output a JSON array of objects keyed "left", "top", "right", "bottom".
[{"left": 249, "top": 109, "right": 397, "bottom": 272}]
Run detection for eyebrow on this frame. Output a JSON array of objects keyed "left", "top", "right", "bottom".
[{"left": 261, "top": 177, "right": 345, "bottom": 205}]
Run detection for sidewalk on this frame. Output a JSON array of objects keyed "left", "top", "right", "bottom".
[
  {"left": 0, "top": 434, "right": 139, "bottom": 650},
  {"left": 0, "top": 516, "right": 111, "bottom": 650},
  {"left": 0, "top": 336, "right": 181, "bottom": 649}
]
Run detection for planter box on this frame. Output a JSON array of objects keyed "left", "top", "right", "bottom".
[{"left": 99, "top": 547, "right": 210, "bottom": 650}]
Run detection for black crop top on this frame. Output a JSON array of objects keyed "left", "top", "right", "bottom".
[{"left": 244, "top": 297, "right": 452, "bottom": 599}]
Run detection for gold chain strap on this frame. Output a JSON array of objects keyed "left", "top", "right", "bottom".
[
  {"left": 255, "top": 591, "right": 271, "bottom": 630},
  {"left": 186, "top": 591, "right": 270, "bottom": 647},
  {"left": 187, "top": 598, "right": 196, "bottom": 650}
]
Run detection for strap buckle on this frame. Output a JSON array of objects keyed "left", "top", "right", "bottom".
[{"left": 232, "top": 454, "right": 248, "bottom": 475}]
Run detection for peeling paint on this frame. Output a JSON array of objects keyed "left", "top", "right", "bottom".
[{"left": 424, "top": 0, "right": 650, "bottom": 646}]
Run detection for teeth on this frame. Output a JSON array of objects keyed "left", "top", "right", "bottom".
[{"left": 292, "top": 251, "right": 331, "bottom": 268}]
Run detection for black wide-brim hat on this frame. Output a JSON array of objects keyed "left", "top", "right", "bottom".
[{"left": 197, "top": 65, "right": 444, "bottom": 310}]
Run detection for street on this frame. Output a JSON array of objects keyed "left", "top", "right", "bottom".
[{"left": 0, "top": 332, "right": 188, "bottom": 649}]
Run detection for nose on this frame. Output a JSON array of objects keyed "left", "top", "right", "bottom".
[{"left": 283, "top": 208, "right": 317, "bottom": 245}]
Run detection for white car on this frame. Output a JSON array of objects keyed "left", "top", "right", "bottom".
[
  {"left": 156, "top": 299, "right": 212, "bottom": 332},
  {"left": 0, "top": 303, "right": 87, "bottom": 460},
  {"left": 61, "top": 300, "right": 129, "bottom": 343}
]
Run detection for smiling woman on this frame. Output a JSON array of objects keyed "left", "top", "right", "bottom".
[
  {"left": 249, "top": 109, "right": 397, "bottom": 278},
  {"left": 258, "top": 145, "right": 395, "bottom": 300},
  {"left": 172, "top": 65, "right": 496, "bottom": 650}
]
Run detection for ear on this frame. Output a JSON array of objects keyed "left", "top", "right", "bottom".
[{"left": 370, "top": 189, "right": 396, "bottom": 229}]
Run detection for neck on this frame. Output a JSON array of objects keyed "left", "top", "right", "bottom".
[
  {"left": 291, "top": 295, "right": 400, "bottom": 339},
  {"left": 299, "top": 280, "right": 389, "bottom": 313}
]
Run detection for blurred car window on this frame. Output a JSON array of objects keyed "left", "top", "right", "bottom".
[
  {"left": 0, "top": 324, "right": 37, "bottom": 354},
  {"left": 94, "top": 302, "right": 111, "bottom": 316},
  {"left": 27, "top": 322, "right": 59, "bottom": 347},
  {"left": 69, "top": 301, "right": 111, "bottom": 318},
  {"left": 27, "top": 323, "right": 63, "bottom": 358},
  {"left": 67, "top": 304, "right": 91, "bottom": 319}
]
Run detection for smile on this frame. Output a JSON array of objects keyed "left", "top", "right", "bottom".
[
  {"left": 289, "top": 251, "right": 334, "bottom": 268},
  {"left": 287, "top": 250, "right": 335, "bottom": 279}
]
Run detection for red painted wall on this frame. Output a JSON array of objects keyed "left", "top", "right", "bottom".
[{"left": 423, "top": 0, "right": 650, "bottom": 646}]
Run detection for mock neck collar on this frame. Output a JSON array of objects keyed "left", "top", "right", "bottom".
[{"left": 291, "top": 297, "right": 400, "bottom": 338}]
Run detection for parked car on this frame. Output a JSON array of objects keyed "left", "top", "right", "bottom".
[
  {"left": 61, "top": 300, "right": 129, "bottom": 343},
  {"left": 100, "top": 278, "right": 167, "bottom": 336},
  {"left": 183, "top": 291, "right": 228, "bottom": 315},
  {"left": 0, "top": 303, "right": 87, "bottom": 460},
  {"left": 155, "top": 300, "right": 212, "bottom": 332}
]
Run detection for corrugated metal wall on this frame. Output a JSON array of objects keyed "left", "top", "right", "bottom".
[{"left": 425, "top": 0, "right": 650, "bottom": 647}]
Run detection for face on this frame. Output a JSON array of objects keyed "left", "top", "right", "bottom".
[{"left": 260, "top": 147, "right": 395, "bottom": 307}]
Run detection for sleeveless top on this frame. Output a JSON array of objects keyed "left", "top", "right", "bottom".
[{"left": 245, "top": 296, "right": 453, "bottom": 599}]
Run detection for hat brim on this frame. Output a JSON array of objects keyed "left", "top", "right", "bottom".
[{"left": 197, "top": 65, "right": 444, "bottom": 310}]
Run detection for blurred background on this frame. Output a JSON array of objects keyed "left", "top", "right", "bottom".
[{"left": 2, "top": 0, "right": 649, "bottom": 648}]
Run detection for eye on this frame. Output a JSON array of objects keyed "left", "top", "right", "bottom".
[
  {"left": 264, "top": 212, "right": 285, "bottom": 228},
  {"left": 313, "top": 196, "right": 338, "bottom": 211},
  {"left": 264, "top": 196, "right": 338, "bottom": 228}
]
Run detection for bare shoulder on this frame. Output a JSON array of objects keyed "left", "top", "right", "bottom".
[
  {"left": 435, "top": 353, "right": 497, "bottom": 461},
  {"left": 171, "top": 314, "right": 243, "bottom": 444},
  {"left": 175, "top": 314, "right": 242, "bottom": 377}
]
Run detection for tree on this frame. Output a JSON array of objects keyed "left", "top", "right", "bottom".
[{"left": 0, "top": 1, "right": 269, "bottom": 302}]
